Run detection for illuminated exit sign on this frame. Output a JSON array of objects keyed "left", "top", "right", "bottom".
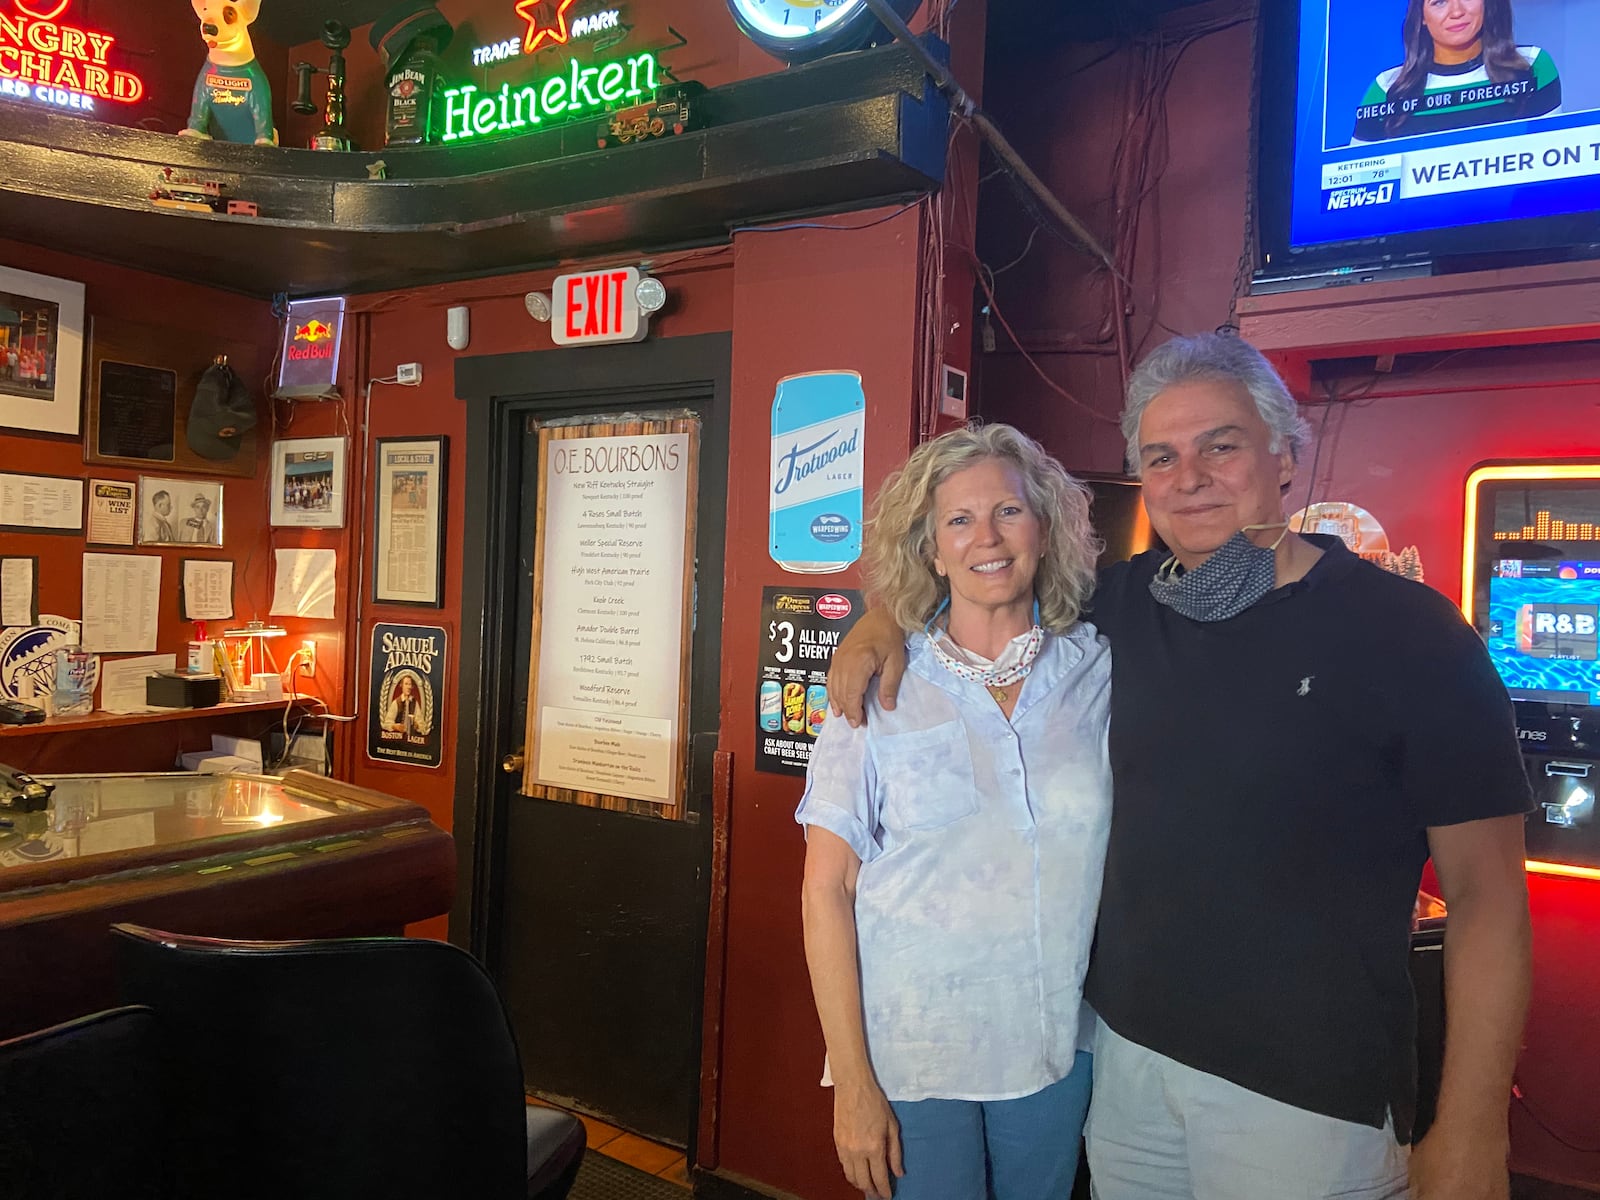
[
  {"left": 552, "top": 267, "right": 650, "bottom": 346},
  {"left": 441, "top": 49, "right": 657, "bottom": 143},
  {"left": 0, "top": 0, "right": 145, "bottom": 113}
]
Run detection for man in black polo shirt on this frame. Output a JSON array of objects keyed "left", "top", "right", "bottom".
[{"left": 828, "top": 333, "right": 1531, "bottom": 1199}]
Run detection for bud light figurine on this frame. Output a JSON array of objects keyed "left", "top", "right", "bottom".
[{"left": 180, "top": 0, "right": 278, "bottom": 145}]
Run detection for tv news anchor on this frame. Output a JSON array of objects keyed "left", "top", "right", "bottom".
[
  {"left": 828, "top": 334, "right": 1533, "bottom": 1200},
  {"left": 798, "top": 424, "right": 1111, "bottom": 1199},
  {"left": 1352, "top": 0, "right": 1561, "bottom": 144}
]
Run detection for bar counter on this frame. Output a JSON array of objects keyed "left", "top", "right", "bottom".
[{"left": 0, "top": 769, "right": 454, "bottom": 1040}]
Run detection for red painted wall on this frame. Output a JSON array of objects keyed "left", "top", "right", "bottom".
[
  {"left": 976, "top": 3, "right": 1256, "bottom": 475},
  {"left": 323, "top": 211, "right": 928, "bottom": 1197},
  {"left": 328, "top": 248, "right": 738, "bottom": 941},
  {"left": 0, "top": 236, "right": 296, "bottom": 772},
  {"left": 710, "top": 210, "right": 924, "bottom": 1199}
]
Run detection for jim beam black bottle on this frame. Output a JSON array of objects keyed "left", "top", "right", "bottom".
[{"left": 385, "top": 34, "right": 443, "bottom": 146}]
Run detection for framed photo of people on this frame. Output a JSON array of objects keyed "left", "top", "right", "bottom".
[
  {"left": 137, "top": 476, "right": 224, "bottom": 548},
  {"left": 0, "top": 265, "right": 86, "bottom": 437},
  {"left": 372, "top": 436, "right": 447, "bottom": 607},
  {"left": 269, "top": 436, "right": 347, "bottom": 529}
]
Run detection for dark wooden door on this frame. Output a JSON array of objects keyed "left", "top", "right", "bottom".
[{"left": 454, "top": 336, "right": 730, "bottom": 1148}]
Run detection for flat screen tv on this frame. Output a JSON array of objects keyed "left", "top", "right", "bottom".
[{"left": 1258, "top": 0, "right": 1600, "bottom": 278}]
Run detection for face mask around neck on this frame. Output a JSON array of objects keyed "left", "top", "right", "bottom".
[{"left": 1148, "top": 524, "right": 1288, "bottom": 622}]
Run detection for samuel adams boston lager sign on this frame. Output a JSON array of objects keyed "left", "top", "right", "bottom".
[{"left": 367, "top": 622, "right": 447, "bottom": 768}]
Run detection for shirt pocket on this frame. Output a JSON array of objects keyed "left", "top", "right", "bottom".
[{"left": 874, "top": 721, "right": 979, "bottom": 832}]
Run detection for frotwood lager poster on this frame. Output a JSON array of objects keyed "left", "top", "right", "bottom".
[
  {"left": 757, "top": 587, "right": 863, "bottom": 776},
  {"left": 367, "top": 622, "right": 446, "bottom": 768}
]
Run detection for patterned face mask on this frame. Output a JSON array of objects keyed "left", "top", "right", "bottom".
[{"left": 1148, "top": 524, "right": 1288, "bottom": 623}]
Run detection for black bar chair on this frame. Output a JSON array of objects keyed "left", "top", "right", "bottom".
[
  {"left": 0, "top": 1005, "right": 171, "bottom": 1200},
  {"left": 111, "top": 923, "right": 585, "bottom": 1200}
]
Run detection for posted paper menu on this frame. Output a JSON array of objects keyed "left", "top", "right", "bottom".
[
  {"left": 82, "top": 553, "right": 161, "bottom": 653},
  {"left": 182, "top": 560, "right": 234, "bottom": 621},
  {"left": 0, "top": 473, "right": 82, "bottom": 531},
  {"left": 1, "top": 557, "right": 35, "bottom": 626}
]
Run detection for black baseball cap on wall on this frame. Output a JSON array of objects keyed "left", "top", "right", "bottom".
[
  {"left": 187, "top": 360, "right": 258, "bottom": 461},
  {"left": 369, "top": 1, "right": 453, "bottom": 73}
]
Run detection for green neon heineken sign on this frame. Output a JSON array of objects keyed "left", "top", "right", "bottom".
[{"left": 441, "top": 51, "right": 659, "bottom": 143}]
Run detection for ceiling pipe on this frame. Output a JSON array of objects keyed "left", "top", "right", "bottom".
[{"left": 859, "top": 0, "right": 1117, "bottom": 272}]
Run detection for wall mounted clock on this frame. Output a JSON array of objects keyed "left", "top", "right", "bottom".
[{"left": 727, "top": 0, "right": 923, "bottom": 64}]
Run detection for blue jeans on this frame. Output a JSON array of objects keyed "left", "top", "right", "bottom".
[{"left": 887, "top": 1053, "right": 1093, "bottom": 1200}]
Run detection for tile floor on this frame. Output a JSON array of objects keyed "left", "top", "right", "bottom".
[{"left": 529, "top": 1095, "right": 690, "bottom": 1189}]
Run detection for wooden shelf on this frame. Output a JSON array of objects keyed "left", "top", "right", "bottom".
[
  {"left": 0, "top": 698, "right": 310, "bottom": 738},
  {"left": 1237, "top": 258, "right": 1600, "bottom": 395}
]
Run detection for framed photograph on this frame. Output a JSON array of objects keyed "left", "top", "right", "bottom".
[
  {"left": 0, "top": 265, "right": 86, "bottom": 437},
  {"left": 373, "top": 437, "right": 448, "bottom": 607},
  {"left": 138, "top": 476, "right": 224, "bottom": 548},
  {"left": 270, "top": 436, "right": 347, "bottom": 529}
]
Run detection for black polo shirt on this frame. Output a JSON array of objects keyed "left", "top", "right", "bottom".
[{"left": 1084, "top": 535, "right": 1531, "bottom": 1134}]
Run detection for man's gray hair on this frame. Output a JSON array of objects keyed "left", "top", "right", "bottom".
[{"left": 1121, "top": 332, "right": 1312, "bottom": 475}]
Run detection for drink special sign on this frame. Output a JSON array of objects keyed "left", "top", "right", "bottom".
[
  {"left": 527, "top": 430, "right": 695, "bottom": 806},
  {"left": 0, "top": 0, "right": 146, "bottom": 114},
  {"left": 756, "top": 587, "right": 863, "bottom": 777}
]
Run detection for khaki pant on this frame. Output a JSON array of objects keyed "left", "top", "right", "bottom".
[{"left": 1087, "top": 1021, "right": 1410, "bottom": 1200}]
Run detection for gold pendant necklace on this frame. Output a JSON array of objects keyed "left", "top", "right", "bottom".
[{"left": 988, "top": 683, "right": 1010, "bottom": 703}]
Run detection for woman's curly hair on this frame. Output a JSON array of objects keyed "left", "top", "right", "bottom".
[{"left": 863, "top": 423, "right": 1100, "bottom": 635}]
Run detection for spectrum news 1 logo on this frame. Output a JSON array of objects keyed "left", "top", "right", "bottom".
[{"left": 1325, "top": 182, "right": 1396, "bottom": 211}]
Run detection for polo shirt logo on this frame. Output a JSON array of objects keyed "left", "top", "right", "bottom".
[{"left": 1298, "top": 676, "right": 1314, "bottom": 696}]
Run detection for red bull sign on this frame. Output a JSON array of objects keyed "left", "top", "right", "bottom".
[
  {"left": 276, "top": 296, "right": 346, "bottom": 399},
  {"left": 0, "top": 0, "right": 146, "bottom": 114}
]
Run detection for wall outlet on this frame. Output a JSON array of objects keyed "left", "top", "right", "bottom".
[
  {"left": 396, "top": 362, "right": 422, "bottom": 384},
  {"left": 299, "top": 639, "right": 317, "bottom": 676}
]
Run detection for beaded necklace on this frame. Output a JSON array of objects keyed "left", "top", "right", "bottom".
[{"left": 925, "top": 606, "right": 1045, "bottom": 704}]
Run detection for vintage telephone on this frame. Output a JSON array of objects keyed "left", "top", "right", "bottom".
[{"left": 0, "top": 762, "right": 52, "bottom": 815}]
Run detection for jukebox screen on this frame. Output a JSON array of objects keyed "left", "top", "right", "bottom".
[
  {"left": 1471, "top": 474, "right": 1600, "bottom": 708},
  {"left": 1486, "top": 561, "right": 1600, "bottom": 705}
]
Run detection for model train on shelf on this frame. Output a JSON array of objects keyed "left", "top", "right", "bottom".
[
  {"left": 148, "top": 169, "right": 258, "bottom": 217},
  {"left": 596, "top": 83, "right": 704, "bottom": 149}
]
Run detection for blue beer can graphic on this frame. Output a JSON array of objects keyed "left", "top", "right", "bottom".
[
  {"left": 759, "top": 680, "right": 783, "bottom": 732},
  {"left": 769, "top": 371, "right": 865, "bottom": 574}
]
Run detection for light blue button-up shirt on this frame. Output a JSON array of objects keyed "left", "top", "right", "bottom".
[{"left": 797, "top": 624, "right": 1112, "bottom": 1102}]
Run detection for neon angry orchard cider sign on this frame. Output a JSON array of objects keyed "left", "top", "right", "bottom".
[{"left": 0, "top": 0, "right": 144, "bottom": 112}]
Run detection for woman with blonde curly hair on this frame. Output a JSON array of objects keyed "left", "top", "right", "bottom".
[{"left": 797, "top": 423, "right": 1112, "bottom": 1200}]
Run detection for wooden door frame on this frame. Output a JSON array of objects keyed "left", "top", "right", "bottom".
[{"left": 450, "top": 333, "right": 733, "bottom": 959}]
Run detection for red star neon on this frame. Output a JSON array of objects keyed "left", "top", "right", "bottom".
[{"left": 514, "top": 0, "right": 578, "bottom": 53}]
